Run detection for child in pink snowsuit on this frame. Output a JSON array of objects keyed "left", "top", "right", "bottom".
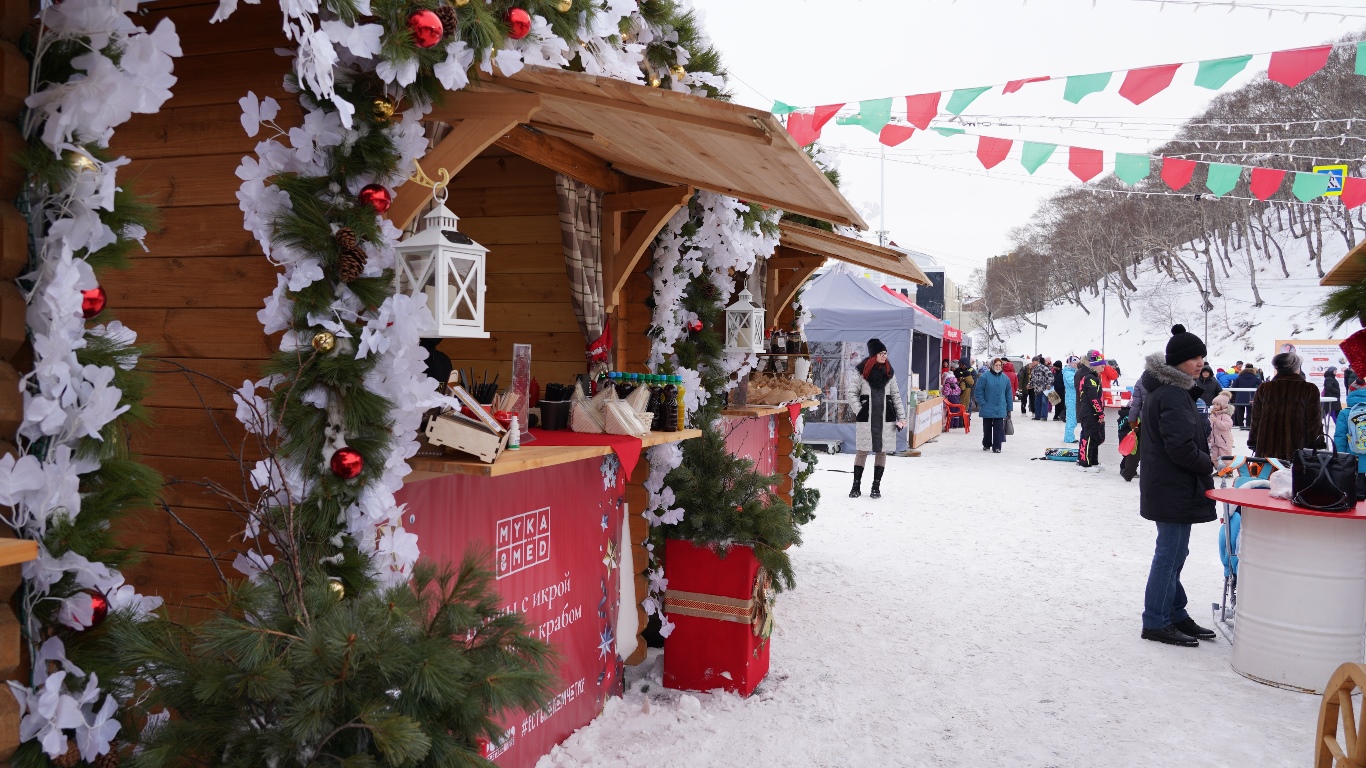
[{"left": 1209, "top": 390, "right": 1235, "bottom": 457}]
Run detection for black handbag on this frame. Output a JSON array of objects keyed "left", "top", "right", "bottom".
[
  {"left": 1291, "top": 445, "right": 1358, "bottom": 512},
  {"left": 1004, "top": 413, "right": 1014, "bottom": 436}
]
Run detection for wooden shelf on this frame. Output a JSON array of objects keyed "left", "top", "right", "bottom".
[
  {"left": 754, "top": 352, "right": 809, "bottom": 357},
  {"left": 405, "top": 429, "right": 701, "bottom": 481},
  {"left": 0, "top": 539, "right": 37, "bottom": 567},
  {"left": 721, "top": 399, "right": 819, "bottom": 418}
]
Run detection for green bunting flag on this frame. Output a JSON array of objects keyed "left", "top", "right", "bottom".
[
  {"left": 945, "top": 86, "right": 991, "bottom": 115},
  {"left": 1063, "top": 72, "right": 1112, "bottom": 104},
  {"left": 1114, "top": 153, "right": 1150, "bottom": 185},
  {"left": 1204, "top": 163, "right": 1242, "bottom": 197},
  {"left": 1020, "top": 142, "right": 1057, "bottom": 175},
  {"left": 1194, "top": 55, "right": 1253, "bottom": 90},
  {"left": 1292, "top": 171, "right": 1332, "bottom": 201},
  {"left": 771, "top": 100, "right": 796, "bottom": 116},
  {"left": 1358, "top": 42, "right": 1366, "bottom": 76},
  {"left": 931, "top": 126, "right": 965, "bottom": 136},
  {"left": 837, "top": 98, "right": 893, "bottom": 133}
]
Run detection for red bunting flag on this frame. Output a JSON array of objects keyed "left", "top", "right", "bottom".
[
  {"left": 812, "top": 104, "right": 844, "bottom": 132},
  {"left": 1342, "top": 176, "right": 1366, "bottom": 209},
  {"left": 1002, "top": 76, "right": 1050, "bottom": 94},
  {"left": 904, "top": 93, "right": 940, "bottom": 130},
  {"left": 1069, "top": 146, "right": 1104, "bottom": 182},
  {"left": 878, "top": 124, "right": 916, "bottom": 147},
  {"left": 1249, "top": 167, "right": 1287, "bottom": 200},
  {"left": 977, "top": 136, "right": 1013, "bottom": 169},
  {"left": 1119, "top": 64, "right": 1181, "bottom": 105},
  {"left": 785, "top": 112, "right": 821, "bottom": 147},
  {"left": 1161, "top": 157, "right": 1197, "bottom": 190},
  {"left": 1267, "top": 45, "right": 1332, "bottom": 87}
]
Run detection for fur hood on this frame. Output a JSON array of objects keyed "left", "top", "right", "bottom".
[{"left": 1144, "top": 352, "right": 1196, "bottom": 389}]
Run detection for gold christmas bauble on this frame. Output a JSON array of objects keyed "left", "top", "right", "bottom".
[
  {"left": 372, "top": 96, "right": 395, "bottom": 123},
  {"left": 312, "top": 330, "right": 337, "bottom": 353},
  {"left": 556, "top": 0, "right": 572, "bottom": 10},
  {"left": 328, "top": 579, "right": 345, "bottom": 599},
  {"left": 649, "top": 73, "right": 661, "bottom": 88},
  {"left": 670, "top": 65, "right": 687, "bottom": 81},
  {"left": 453, "top": 0, "right": 469, "bottom": 6},
  {"left": 69, "top": 154, "right": 98, "bottom": 173}
]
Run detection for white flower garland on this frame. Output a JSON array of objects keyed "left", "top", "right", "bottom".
[
  {"left": 2, "top": 0, "right": 179, "bottom": 760},
  {"left": 225, "top": 0, "right": 721, "bottom": 586}
]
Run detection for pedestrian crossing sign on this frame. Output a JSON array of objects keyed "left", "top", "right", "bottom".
[{"left": 1314, "top": 164, "right": 1349, "bottom": 197}]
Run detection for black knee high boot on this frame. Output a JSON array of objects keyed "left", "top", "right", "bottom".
[
  {"left": 849, "top": 465, "right": 863, "bottom": 498},
  {"left": 870, "top": 466, "right": 884, "bottom": 498}
]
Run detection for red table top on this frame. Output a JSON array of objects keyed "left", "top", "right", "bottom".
[{"left": 1207, "top": 487, "right": 1366, "bottom": 520}]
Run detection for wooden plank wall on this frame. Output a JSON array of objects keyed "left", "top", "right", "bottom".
[
  {"left": 432, "top": 148, "right": 589, "bottom": 389},
  {"left": 106, "top": 0, "right": 295, "bottom": 617}
]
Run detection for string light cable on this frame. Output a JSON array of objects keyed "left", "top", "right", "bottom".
[{"left": 1114, "top": 0, "right": 1366, "bottom": 21}]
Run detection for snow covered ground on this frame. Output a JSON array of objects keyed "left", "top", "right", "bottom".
[{"left": 538, "top": 416, "right": 1321, "bottom": 768}]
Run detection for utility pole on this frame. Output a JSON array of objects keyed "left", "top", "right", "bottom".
[
  {"left": 1101, "top": 288, "right": 1107, "bottom": 356},
  {"left": 878, "top": 144, "right": 887, "bottom": 247}
]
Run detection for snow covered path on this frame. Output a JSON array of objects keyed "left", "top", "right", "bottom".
[{"left": 539, "top": 414, "right": 1321, "bottom": 768}]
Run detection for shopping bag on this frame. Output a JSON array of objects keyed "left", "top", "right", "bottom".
[{"left": 1291, "top": 446, "right": 1357, "bottom": 512}]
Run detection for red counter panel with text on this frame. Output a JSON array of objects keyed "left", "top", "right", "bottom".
[
  {"left": 394, "top": 455, "right": 626, "bottom": 767},
  {"left": 722, "top": 414, "right": 778, "bottom": 475}
]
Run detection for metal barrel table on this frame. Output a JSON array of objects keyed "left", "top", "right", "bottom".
[{"left": 1208, "top": 487, "right": 1366, "bottom": 694}]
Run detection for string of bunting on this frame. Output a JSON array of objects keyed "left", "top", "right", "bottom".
[
  {"left": 776, "top": 39, "right": 1366, "bottom": 147},
  {"left": 884, "top": 124, "right": 1366, "bottom": 207}
]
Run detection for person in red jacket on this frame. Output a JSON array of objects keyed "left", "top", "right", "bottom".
[{"left": 1001, "top": 360, "right": 1019, "bottom": 403}]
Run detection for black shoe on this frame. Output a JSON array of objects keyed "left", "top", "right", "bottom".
[
  {"left": 1173, "top": 617, "right": 1216, "bottom": 640},
  {"left": 1141, "top": 625, "right": 1199, "bottom": 647},
  {"left": 870, "top": 466, "right": 884, "bottom": 498},
  {"left": 849, "top": 465, "right": 863, "bottom": 498},
  {"left": 992, "top": 448, "right": 1001, "bottom": 453},
  {"left": 983, "top": 444, "right": 990, "bottom": 451}
]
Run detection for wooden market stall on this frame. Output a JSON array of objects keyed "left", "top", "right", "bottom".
[
  {"left": 1323, "top": 240, "right": 1366, "bottom": 285},
  {"left": 98, "top": 3, "right": 866, "bottom": 762}
]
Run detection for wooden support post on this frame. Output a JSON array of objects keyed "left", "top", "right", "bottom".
[
  {"left": 387, "top": 93, "right": 543, "bottom": 232},
  {"left": 624, "top": 455, "right": 652, "bottom": 666},
  {"left": 601, "top": 186, "right": 692, "bottom": 313}
]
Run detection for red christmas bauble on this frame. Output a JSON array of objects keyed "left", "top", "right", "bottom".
[
  {"left": 688, "top": 320, "right": 703, "bottom": 332},
  {"left": 330, "top": 447, "right": 364, "bottom": 479},
  {"left": 506, "top": 7, "right": 531, "bottom": 39},
  {"left": 81, "top": 287, "right": 107, "bottom": 319},
  {"left": 407, "top": 9, "right": 443, "bottom": 49},
  {"left": 85, "top": 590, "right": 109, "bottom": 629},
  {"left": 358, "top": 184, "right": 392, "bottom": 213}
]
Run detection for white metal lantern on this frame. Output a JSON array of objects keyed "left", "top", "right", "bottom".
[
  {"left": 395, "top": 195, "right": 489, "bottom": 338},
  {"left": 724, "top": 288, "right": 765, "bottom": 353}
]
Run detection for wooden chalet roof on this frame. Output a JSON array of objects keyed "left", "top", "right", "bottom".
[
  {"left": 777, "top": 221, "right": 930, "bottom": 285},
  {"left": 1323, "top": 240, "right": 1366, "bottom": 286},
  {"left": 471, "top": 66, "right": 865, "bottom": 229}
]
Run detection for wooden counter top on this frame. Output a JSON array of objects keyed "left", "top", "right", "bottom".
[
  {"left": 405, "top": 429, "right": 701, "bottom": 481},
  {"left": 0, "top": 539, "right": 38, "bottom": 567},
  {"left": 720, "top": 400, "right": 819, "bottom": 418}
]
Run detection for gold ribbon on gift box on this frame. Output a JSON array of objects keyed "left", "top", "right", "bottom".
[{"left": 665, "top": 569, "right": 774, "bottom": 638}]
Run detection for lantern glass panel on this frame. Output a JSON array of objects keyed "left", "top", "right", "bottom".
[
  {"left": 444, "top": 253, "right": 480, "bottom": 323},
  {"left": 398, "top": 250, "right": 438, "bottom": 321}
]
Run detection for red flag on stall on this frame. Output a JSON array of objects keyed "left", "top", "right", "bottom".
[
  {"left": 1068, "top": 146, "right": 1104, "bottom": 182},
  {"left": 904, "top": 93, "right": 941, "bottom": 130},
  {"left": 1249, "top": 167, "right": 1288, "bottom": 201},
  {"left": 812, "top": 104, "right": 844, "bottom": 131},
  {"left": 1342, "top": 176, "right": 1366, "bottom": 209},
  {"left": 785, "top": 112, "right": 821, "bottom": 147},
  {"left": 1161, "top": 157, "right": 1197, "bottom": 190},
  {"left": 1119, "top": 63, "right": 1181, "bottom": 105},
  {"left": 878, "top": 124, "right": 916, "bottom": 147},
  {"left": 1267, "top": 45, "right": 1332, "bottom": 87},
  {"left": 1002, "top": 76, "right": 1050, "bottom": 94},
  {"left": 977, "top": 136, "right": 1013, "bottom": 169}
]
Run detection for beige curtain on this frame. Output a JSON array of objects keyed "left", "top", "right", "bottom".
[{"left": 555, "top": 175, "right": 606, "bottom": 351}]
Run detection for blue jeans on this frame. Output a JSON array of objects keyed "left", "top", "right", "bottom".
[
  {"left": 1033, "top": 391, "right": 1051, "bottom": 418},
  {"left": 1143, "top": 522, "right": 1192, "bottom": 630}
]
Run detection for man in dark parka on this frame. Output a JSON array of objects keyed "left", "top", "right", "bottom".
[{"left": 1138, "top": 325, "right": 1217, "bottom": 648}]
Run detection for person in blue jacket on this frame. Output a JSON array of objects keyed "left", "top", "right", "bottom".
[
  {"left": 1062, "top": 356, "right": 1079, "bottom": 443},
  {"left": 974, "top": 358, "right": 1014, "bottom": 453},
  {"left": 1215, "top": 367, "right": 1236, "bottom": 388},
  {"left": 1334, "top": 376, "right": 1366, "bottom": 501}
]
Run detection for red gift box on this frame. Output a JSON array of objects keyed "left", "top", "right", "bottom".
[{"left": 662, "top": 539, "right": 771, "bottom": 697}]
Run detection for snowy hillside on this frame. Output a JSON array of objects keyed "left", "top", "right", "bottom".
[{"left": 979, "top": 226, "right": 1355, "bottom": 387}]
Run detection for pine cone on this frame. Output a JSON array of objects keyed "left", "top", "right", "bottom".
[
  {"left": 52, "top": 740, "right": 80, "bottom": 768},
  {"left": 92, "top": 746, "right": 120, "bottom": 768},
  {"left": 333, "top": 227, "right": 358, "bottom": 250},
  {"left": 434, "top": 5, "right": 458, "bottom": 37},
  {"left": 339, "top": 246, "right": 368, "bottom": 283}
]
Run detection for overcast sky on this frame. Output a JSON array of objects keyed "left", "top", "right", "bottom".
[{"left": 687, "top": 0, "right": 1362, "bottom": 285}]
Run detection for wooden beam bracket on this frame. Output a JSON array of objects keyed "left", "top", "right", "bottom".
[{"left": 603, "top": 188, "right": 692, "bottom": 312}]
